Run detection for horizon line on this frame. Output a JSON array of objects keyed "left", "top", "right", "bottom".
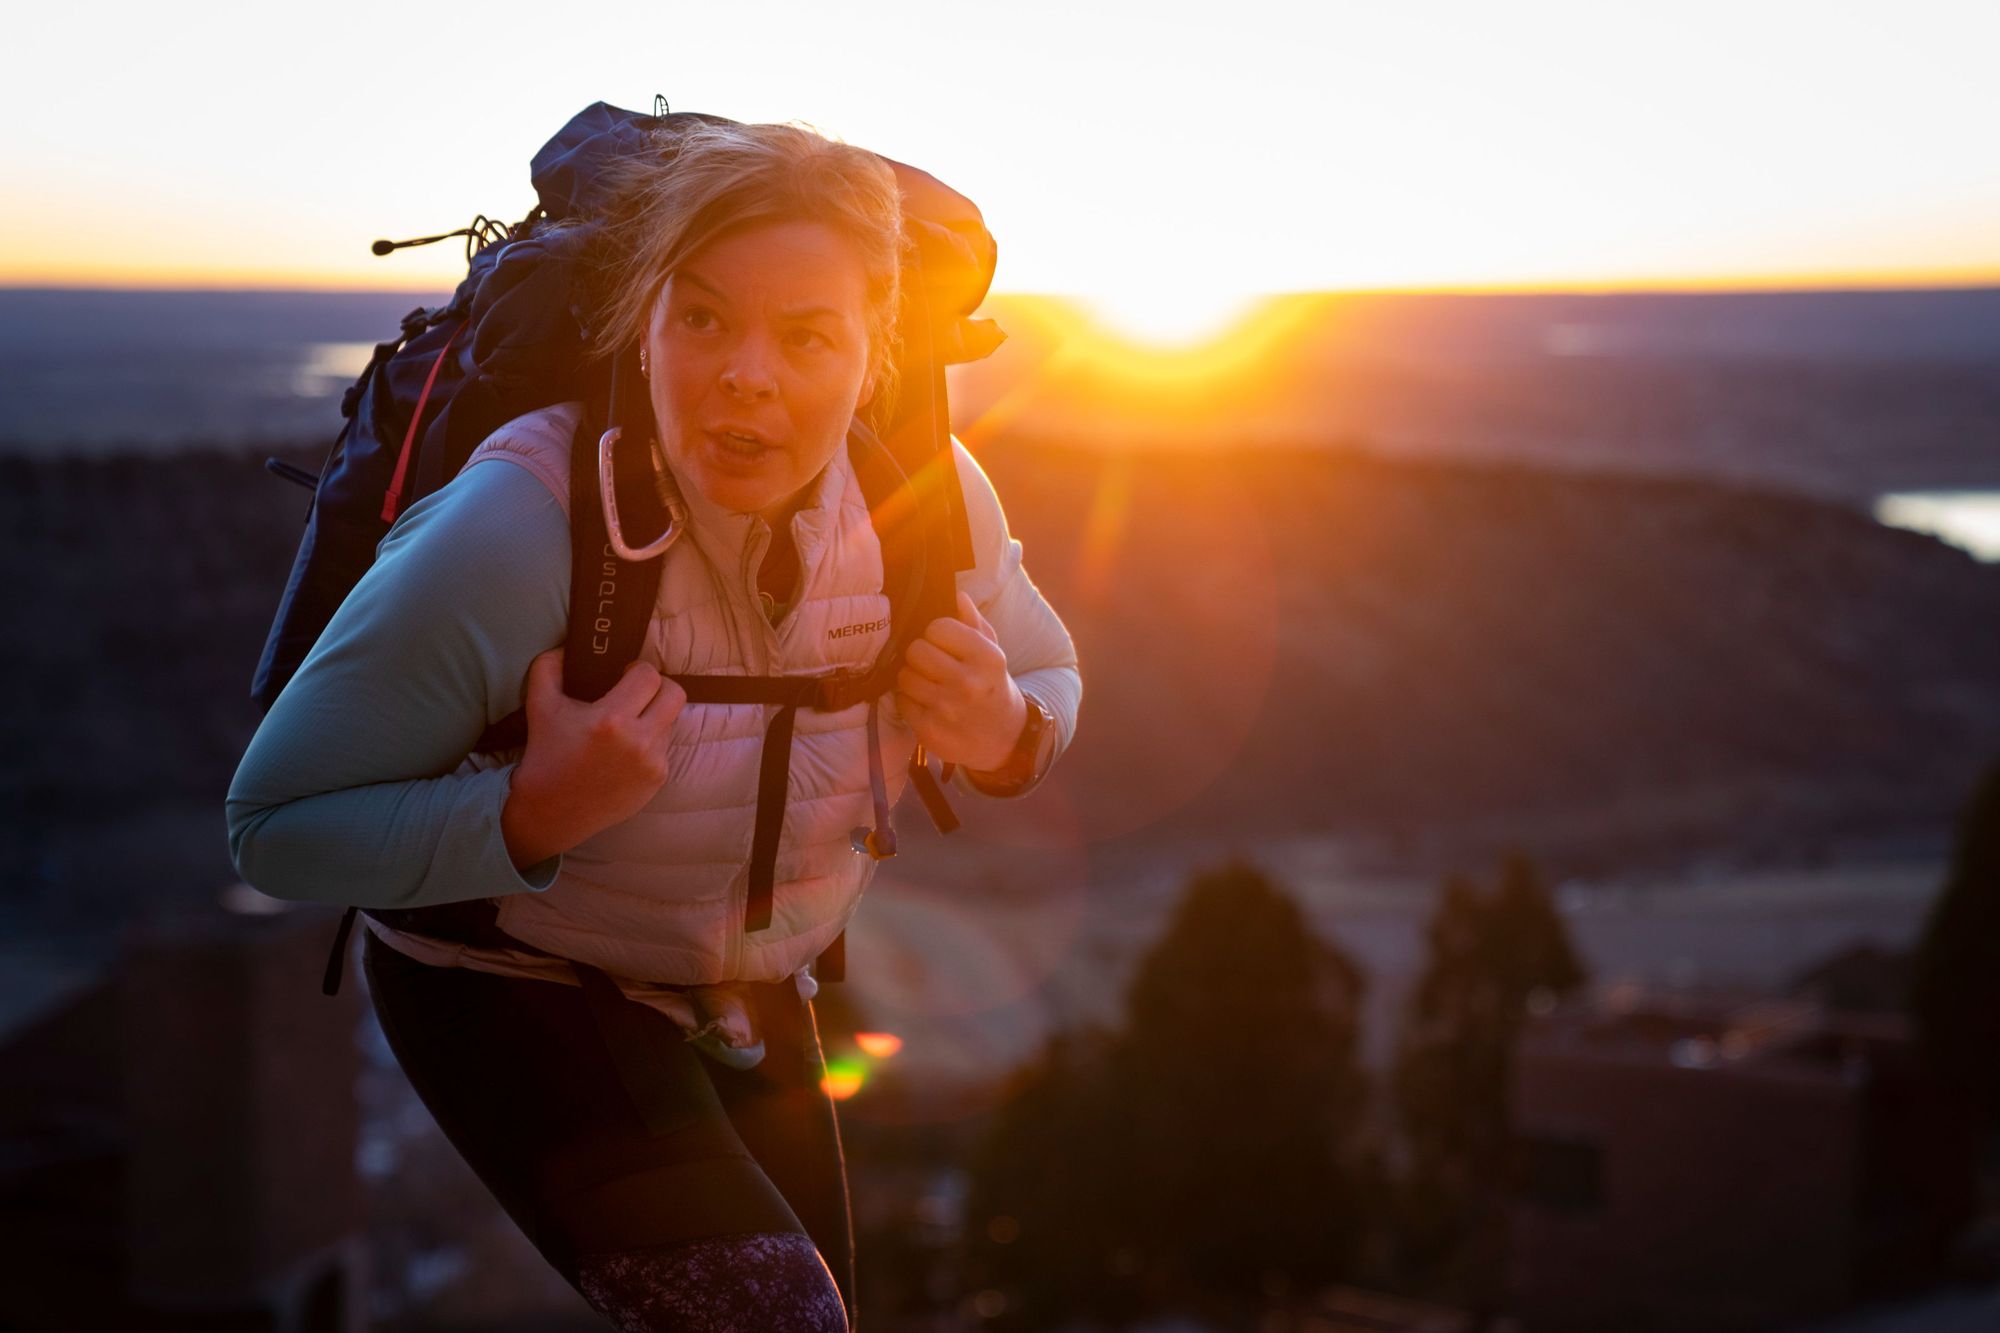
[{"left": 6, "top": 270, "right": 2000, "bottom": 301}]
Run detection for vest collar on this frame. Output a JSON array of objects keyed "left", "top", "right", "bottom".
[{"left": 655, "top": 426, "right": 856, "bottom": 582}]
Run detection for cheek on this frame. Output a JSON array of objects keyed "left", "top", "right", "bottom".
[
  {"left": 655, "top": 358, "right": 710, "bottom": 421},
  {"left": 805, "top": 352, "right": 872, "bottom": 417}
]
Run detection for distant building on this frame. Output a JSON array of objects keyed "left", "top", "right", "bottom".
[
  {"left": 1506, "top": 980, "right": 1980, "bottom": 1333},
  {"left": 1300, "top": 1285, "right": 1518, "bottom": 1331},
  {"left": 0, "top": 911, "right": 364, "bottom": 1331},
  {"left": 1789, "top": 942, "right": 1914, "bottom": 1016}
]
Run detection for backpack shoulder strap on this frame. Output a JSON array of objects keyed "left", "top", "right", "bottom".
[
  {"left": 845, "top": 419, "right": 963, "bottom": 838},
  {"left": 561, "top": 352, "right": 666, "bottom": 702},
  {"left": 472, "top": 351, "right": 661, "bottom": 754}
]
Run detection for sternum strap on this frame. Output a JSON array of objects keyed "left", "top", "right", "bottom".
[{"left": 673, "top": 672, "right": 858, "bottom": 938}]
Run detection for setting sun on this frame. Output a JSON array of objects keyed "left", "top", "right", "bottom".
[{"left": 1079, "top": 288, "right": 1265, "bottom": 350}]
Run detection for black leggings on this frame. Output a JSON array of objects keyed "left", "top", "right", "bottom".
[{"left": 362, "top": 931, "right": 856, "bottom": 1330}]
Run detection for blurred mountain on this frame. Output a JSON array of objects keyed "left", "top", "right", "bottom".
[
  {"left": 5, "top": 433, "right": 1997, "bottom": 951},
  {"left": 973, "top": 437, "right": 2000, "bottom": 869}
]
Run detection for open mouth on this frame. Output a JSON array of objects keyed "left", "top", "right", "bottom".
[{"left": 710, "top": 428, "right": 776, "bottom": 460}]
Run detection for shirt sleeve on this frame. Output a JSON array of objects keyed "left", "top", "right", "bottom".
[
  {"left": 940, "top": 437, "right": 1082, "bottom": 800},
  {"left": 225, "top": 456, "right": 572, "bottom": 908}
]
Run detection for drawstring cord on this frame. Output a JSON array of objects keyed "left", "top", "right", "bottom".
[{"left": 850, "top": 696, "right": 897, "bottom": 859}]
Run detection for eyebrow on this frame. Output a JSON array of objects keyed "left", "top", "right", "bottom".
[{"left": 676, "top": 269, "right": 845, "bottom": 322}]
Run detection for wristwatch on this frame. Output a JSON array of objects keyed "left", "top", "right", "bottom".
[{"left": 965, "top": 692, "right": 1056, "bottom": 797}]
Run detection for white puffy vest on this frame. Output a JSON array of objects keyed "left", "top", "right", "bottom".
[{"left": 464, "top": 401, "right": 921, "bottom": 984}]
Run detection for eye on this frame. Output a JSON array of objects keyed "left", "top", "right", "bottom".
[
  {"left": 786, "top": 327, "right": 829, "bottom": 350},
  {"left": 681, "top": 306, "right": 717, "bottom": 331}
]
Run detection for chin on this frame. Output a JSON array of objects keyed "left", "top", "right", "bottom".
[{"left": 695, "top": 472, "right": 784, "bottom": 516}]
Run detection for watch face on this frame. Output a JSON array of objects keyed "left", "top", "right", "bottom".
[{"left": 1022, "top": 697, "right": 1054, "bottom": 767}]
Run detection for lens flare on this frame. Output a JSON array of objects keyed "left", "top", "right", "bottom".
[
  {"left": 820, "top": 1058, "right": 867, "bottom": 1101},
  {"left": 854, "top": 1031, "right": 903, "bottom": 1059}
]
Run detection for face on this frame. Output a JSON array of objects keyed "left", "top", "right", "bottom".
[{"left": 645, "top": 218, "right": 878, "bottom": 527}]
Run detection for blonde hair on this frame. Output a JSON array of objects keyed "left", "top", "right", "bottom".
[{"left": 581, "top": 118, "right": 906, "bottom": 422}]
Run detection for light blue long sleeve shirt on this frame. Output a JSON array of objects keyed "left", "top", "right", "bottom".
[{"left": 227, "top": 461, "right": 568, "bottom": 908}]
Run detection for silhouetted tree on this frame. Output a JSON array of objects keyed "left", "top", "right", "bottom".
[
  {"left": 1391, "top": 851, "right": 1587, "bottom": 1307},
  {"left": 959, "top": 1026, "right": 1131, "bottom": 1330},
  {"left": 1110, "top": 859, "right": 1371, "bottom": 1304},
  {"left": 1488, "top": 849, "right": 1587, "bottom": 1004},
  {"left": 962, "top": 858, "right": 1373, "bottom": 1327},
  {"left": 1911, "top": 760, "right": 2000, "bottom": 1115}
]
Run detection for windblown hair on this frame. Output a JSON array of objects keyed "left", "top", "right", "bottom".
[{"left": 582, "top": 118, "right": 907, "bottom": 423}]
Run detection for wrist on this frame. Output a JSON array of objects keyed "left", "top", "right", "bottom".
[
  {"left": 963, "top": 690, "right": 1053, "bottom": 796},
  {"left": 966, "top": 687, "right": 1030, "bottom": 775},
  {"left": 501, "top": 767, "right": 569, "bottom": 870}
]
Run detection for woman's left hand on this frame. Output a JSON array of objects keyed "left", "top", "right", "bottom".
[{"left": 894, "top": 588, "right": 1025, "bottom": 773}]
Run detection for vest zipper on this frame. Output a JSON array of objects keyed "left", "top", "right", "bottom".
[{"left": 729, "top": 520, "right": 781, "bottom": 979}]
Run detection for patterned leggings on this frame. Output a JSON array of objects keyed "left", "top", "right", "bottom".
[{"left": 363, "top": 932, "right": 855, "bottom": 1331}]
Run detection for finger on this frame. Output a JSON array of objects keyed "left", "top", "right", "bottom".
[
  {"left": 525, "top": 648, "right": 566, "bottom": 706},
  {"left": 903, "top": 636, "right": 964, "bottom": 683},
  {"left": 640, "top": 674, "right": 687, "bottom": 727},
  {"left": 923, "top": 614, "right": 1001, "bottom": 664},
  {"left": 895, "top": 666, "right": 949, "bottom": 710},
  {"left": 600, "top": 660, "right": 664, "bottom": 716},
  {"left": 957, "top": 588, "right": 996, "bottom": 638},
  {"left": 894, "top": 689, "right": 932, "bottom": 730}
]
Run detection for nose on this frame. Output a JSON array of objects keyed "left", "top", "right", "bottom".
[{"left": 720, "top": 331, "right": 779, "bottom": 402}]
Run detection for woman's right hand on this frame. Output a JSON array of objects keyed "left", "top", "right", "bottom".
[{"left": 501, "top": 649, "right": 687, "bottom": 869}]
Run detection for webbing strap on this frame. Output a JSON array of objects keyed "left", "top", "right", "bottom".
[
  {"left": 817, "top": 928, "right": 846, "bottom": 983},
  {"left": 907, "top": 750, "right": 962, "bottom": 835},
  {"left": 322, "top": 905, "right": 360, "bottom": 996},
  {"left": 670, "top": 669, "right": 888, "bottom": 711},
  {"left": 745, "top": 701, "right": 800, "bottom": 933},
  {"left": 676, "top": 675, "right": 823, "bottom": 707}
]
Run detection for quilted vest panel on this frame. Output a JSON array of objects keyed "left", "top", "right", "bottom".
[{"left": 466, "top": 402, "right": 918, "bottom": 983}]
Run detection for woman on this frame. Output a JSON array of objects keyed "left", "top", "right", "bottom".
[{"left": 227, "top": 119, "right": 1081, "bottom": 1331}]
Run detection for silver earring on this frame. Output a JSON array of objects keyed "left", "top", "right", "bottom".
[{"left": 639, "top": 348, "right": 649, "bottom": 379}]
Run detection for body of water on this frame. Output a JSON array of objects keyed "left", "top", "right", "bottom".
[
  {"left": 6, "top": 286, "right": 1997, "bottom": 530},
  {"left": 0, "top": 288, "right": 440, "bottom": 451},
  {"left": 1875, "top": 491, "right": 2000, "bottom": 561}
]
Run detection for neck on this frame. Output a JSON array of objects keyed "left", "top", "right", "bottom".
[
  {"left": 757, "top": 489, "right": 809, "bottom": 533},
  {"left": 753, "top": 463, "right": 831, "bottom": 532}
]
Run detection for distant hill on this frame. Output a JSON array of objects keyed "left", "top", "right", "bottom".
[
  {"left": 4, "top": 435, "right": 1997, "bottom": 945},
  {"left": 969, "top": 438, "right": 2000, "bottom": 872},
  {"left": 955, "top": 289, "right": 2000, "bottom": 500}
]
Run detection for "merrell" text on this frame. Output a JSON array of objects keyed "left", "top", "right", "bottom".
[{"left": 828, "top": 616, "right": 889, "bottom": 640}]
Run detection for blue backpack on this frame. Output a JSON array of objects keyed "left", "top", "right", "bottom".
[{"left": 251, "top": 100, "right": 1007, "bottom": 994}]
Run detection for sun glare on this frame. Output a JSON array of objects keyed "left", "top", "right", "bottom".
[
  {"left": 1079, "top": 289, "right": 1266, "bottom": 350},
  {"left": 1039, "top": 292, "right": 1333, "bottom": 391},
  {"left": 951, "top": 291, "right": 1344, "bottom": 450}
]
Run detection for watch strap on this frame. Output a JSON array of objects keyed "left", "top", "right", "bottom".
[{"left": 965, "top": 692, "right": 1053, "bottom": 797}]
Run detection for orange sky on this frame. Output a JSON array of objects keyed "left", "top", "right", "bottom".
[{"left": 8, "top": 1, "right": 1998, "bottom": 347}]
